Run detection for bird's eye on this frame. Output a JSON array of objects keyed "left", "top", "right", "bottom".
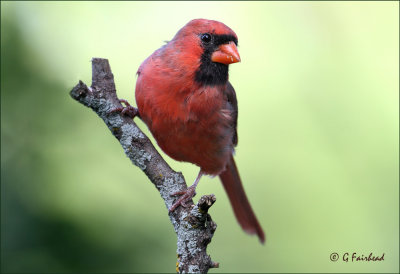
[{"left": 201, "top": 33, "right": 212, "bottom": 43}]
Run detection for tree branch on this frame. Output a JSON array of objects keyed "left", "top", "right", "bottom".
[{"left": 70, "top": 58, "right": 218, "bottom": 273}]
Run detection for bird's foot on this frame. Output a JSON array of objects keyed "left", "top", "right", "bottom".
[
  {"left": 169, "top": 185, "right": 197, "bottom": 212},
  {"left": 110, "top": 99, "right": 139, "bottom": 119}
]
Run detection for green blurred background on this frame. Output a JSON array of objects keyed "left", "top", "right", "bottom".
[{"left": 1, "top": 1, "right": 398, "bottom": 273}]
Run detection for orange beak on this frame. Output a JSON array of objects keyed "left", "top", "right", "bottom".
[{"left": 211, "top": 41, "right": 241, "bottom": 65}]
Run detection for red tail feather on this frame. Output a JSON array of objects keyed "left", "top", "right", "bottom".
[{"left": 219, "top": 155, "right": 265, "bottom": 243}]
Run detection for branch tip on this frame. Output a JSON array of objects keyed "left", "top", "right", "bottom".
[
  {"left": 210, "top": 261, "right": 220, "bottom": 268},
  {"left": 91, "top": 58, "right": 114, "bottom": 89},
  {"left": 197, "top": 194, "right": 216, "bottom": 213},
  {"left": 70, "top": 80, "right": 89, "bottom": 101}
]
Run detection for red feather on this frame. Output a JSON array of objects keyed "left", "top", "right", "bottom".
[
  {"left": 135, "top": 19, "right": 265, "bottom": 243},
  {"left": 220, "top": 155, "right": 265, "bottom": 243}
]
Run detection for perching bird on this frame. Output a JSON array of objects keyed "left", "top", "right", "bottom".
[{"left": 118, "top": 19, "right": 265, "bottom": 243}]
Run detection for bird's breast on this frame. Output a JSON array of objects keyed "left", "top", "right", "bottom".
[{"left": 136, "top": 73, "right": 234, "bottom": 175}]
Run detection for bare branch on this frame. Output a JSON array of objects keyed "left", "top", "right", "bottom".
[{"left": 70, "top": 58, "right": 217, "bottom": 273}]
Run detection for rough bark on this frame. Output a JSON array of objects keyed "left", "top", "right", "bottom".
[{"left": 70, "top": 58, "right": 218, "bottom": 273}]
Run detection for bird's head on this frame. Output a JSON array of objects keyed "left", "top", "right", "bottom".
[{"left": 171, "top": 19, "right": 240, "bottom": 86}]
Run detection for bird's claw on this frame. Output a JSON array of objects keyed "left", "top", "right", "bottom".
[
  {"left": 110, "top": 99, "right": 139, "bottom": 119},
  {"left": 169, "top": 186, "right": 197, "bottom": 212},
  {"left": 180, "top": 200, "right": 189, "bottom": 208}
]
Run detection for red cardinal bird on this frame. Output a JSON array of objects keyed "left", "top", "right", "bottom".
[{"left": 124, "top": 19, "right": 264, "bottom": 243}]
